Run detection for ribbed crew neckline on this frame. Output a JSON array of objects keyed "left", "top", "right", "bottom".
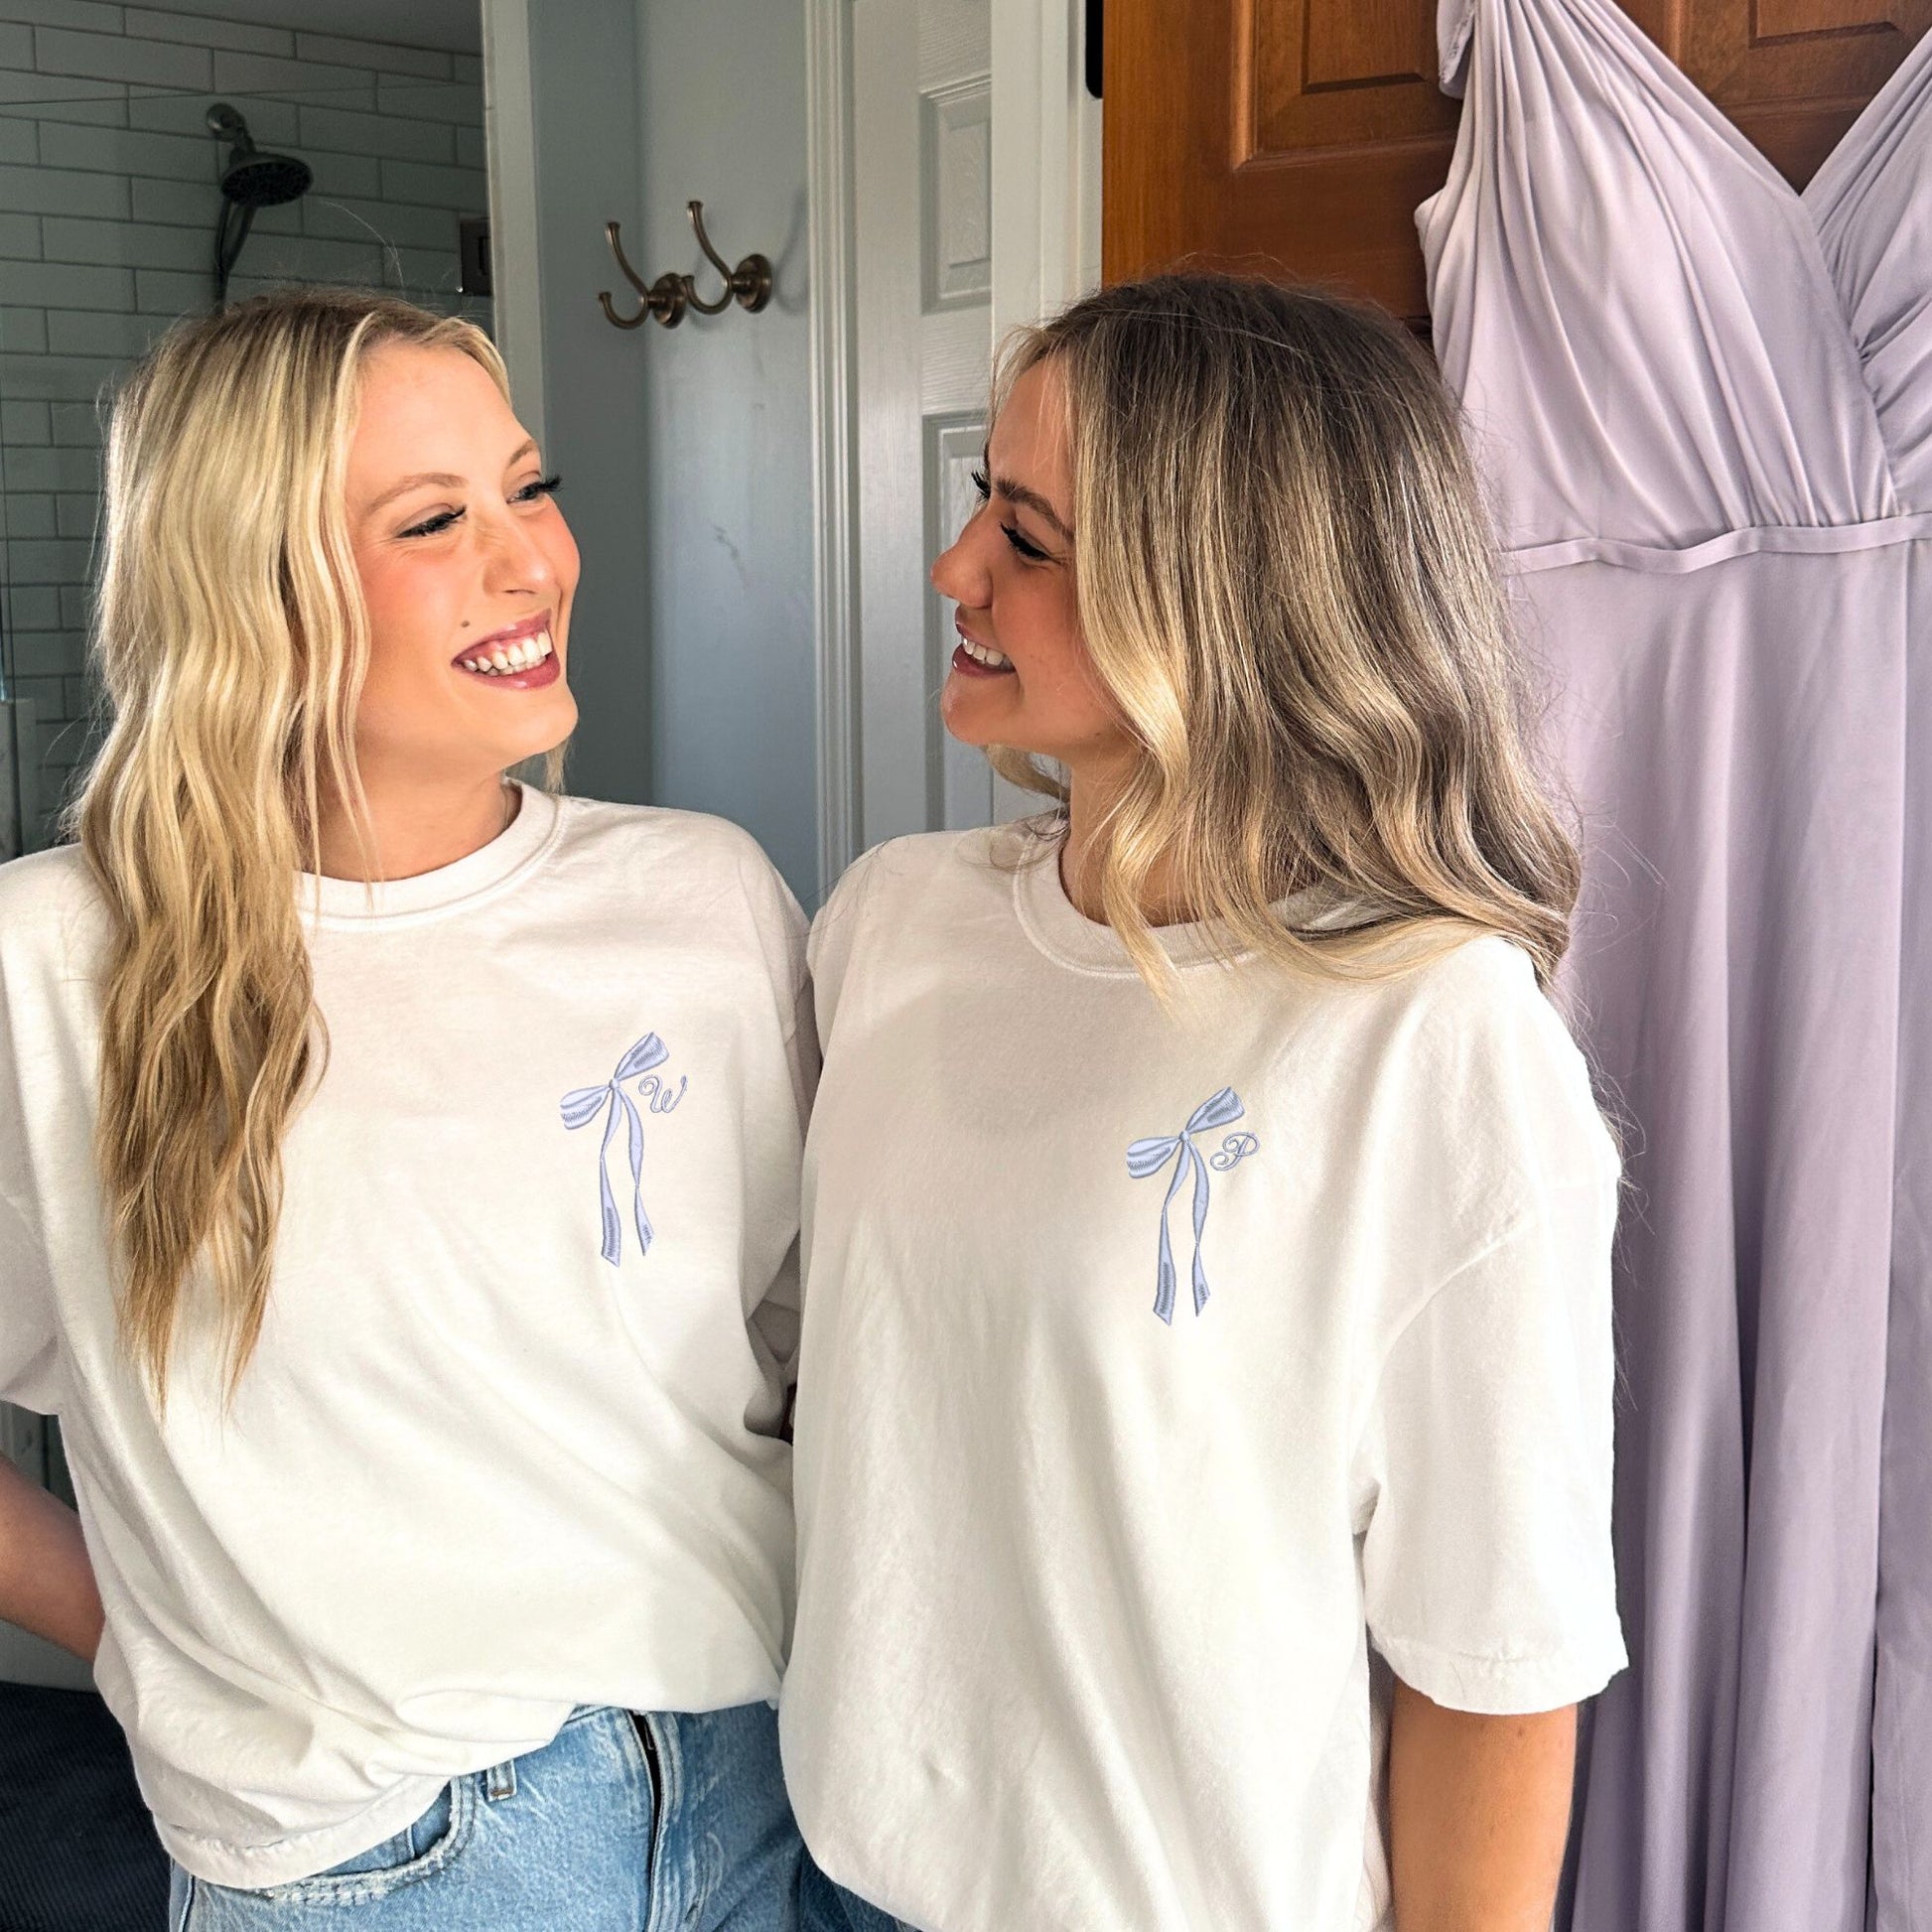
[
  {"left": 1006, "top": 824, "right": 1349, "bottom": 977},
  {"left": 300, "top": 783, "right": 563, "bottom": 926}
]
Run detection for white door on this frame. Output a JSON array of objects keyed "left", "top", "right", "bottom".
[
  {"left": 853, "top": 0, "right": 1001, "bottom": 847},
  {"left": 838, "top": 0, "right": 1099, "bottom": 862}
]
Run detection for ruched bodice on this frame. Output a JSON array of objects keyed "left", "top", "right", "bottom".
[
  {"left": 1424, "top": 0, "right": 1904, "bottom": 560},
  {"left": 1808, "top": 32, "right": 1932, "bottom": 511}
]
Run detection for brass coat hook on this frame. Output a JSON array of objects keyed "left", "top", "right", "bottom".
[{"left": 599, "top": 201, "right": 772, "bottom": 330}]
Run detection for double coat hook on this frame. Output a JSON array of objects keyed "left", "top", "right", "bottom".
[{"left": 599, "top": 201, "right": 772, "bottom": 330}]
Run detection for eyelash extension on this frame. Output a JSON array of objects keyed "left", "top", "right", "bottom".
[
  {"left": 969, "top": 465, "right": 1049, "bottom": 562},
  {"left": 400, "top": 475, "right": 563, "bottom": 539}
]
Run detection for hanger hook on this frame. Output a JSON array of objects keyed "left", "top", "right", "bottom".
[
  {"left": 683, "top": 200, "right": 772, "bottom": 317},
  {"left": 599, "top": 220, "right": 687, "bottom": 329}
]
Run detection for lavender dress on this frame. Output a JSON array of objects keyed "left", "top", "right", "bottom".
[{"left": 1420, "top": 4, "right": 1932, "bottom": 1927}]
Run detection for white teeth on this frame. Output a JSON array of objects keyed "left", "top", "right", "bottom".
[
  {"left": 459, "top": 629, "right": 555, "bottom": 675},
  {"left": 961, "top": 636, "right": 1011, "bottom": 669}
]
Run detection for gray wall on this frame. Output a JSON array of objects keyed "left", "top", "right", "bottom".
[
  {"left": 634, "top": 0, "right": 816, "bottom": 903},
  {"left": 0, "top": 0, "right": 491, "bottom": 849},
  {"left": 524, "top": 0, "right": 653, "bottom": 824},
  {"left": 528, "top": 0, "right": 816, "bottom": 904}
]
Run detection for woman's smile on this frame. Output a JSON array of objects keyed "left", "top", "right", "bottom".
[
  {"left": 951, "top": 616, "right": 1015, "bottom": 677},
  {"left": 453, "top": 608, "right": 562, "bottom": 687}
]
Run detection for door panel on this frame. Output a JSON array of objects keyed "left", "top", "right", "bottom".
[
  {"left": 1106, "top": 0, "right": 1932, "bottom": 322},
  {"left": 854, "top": 0, "right": 998, "bottom": 846}
]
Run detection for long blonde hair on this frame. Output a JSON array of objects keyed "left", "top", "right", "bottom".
[
  {"left": 990, "top": 274, "right": 1579, "bottom": 991},
  {"left": 75, "top": 287, "right": 532, "bottom": 1400}
]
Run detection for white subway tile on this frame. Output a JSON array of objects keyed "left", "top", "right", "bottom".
[
  {"left": 43, "top": 213, "right": 207, "bottom": 270},
  {"left": 35, "top": 25, "right": 209, "bottom": 88},
  {"left": 0, "top": 70, "right": 125, "bottom": 124},
  {"left": 129, "top": 174, "right": 209, "bottom": 224},
  {"left": 47, "top": 303, "right": 159, "bottom": 355},
  {"left": 123, "top": 9, "right": 290, "bottom": 55},
  {"left": 0, "top": 347, "right": 119, "bottom": 397},
  {"left": 305, "top": 148, "right": 379, "bottom": 198},
  {"left": 48, "top": 400, "right": 99, "bottom": 444},
  {"left": 38, "top": 117, "right": 213, "bottom": 181},
  {"left": 1, "top": 398, "right": 51, "bottom": 443},
  {"left": 3, "top": 492, "right": 57, "bottom": 537},
  {"left": 6, "top": 582, "right": 60, "bottom": 627},
  {"left": 210, "top": 50, "right": 373, "bottom": 107},
  {"left": 375, "top": 74, "right": 482, "bottom": 127},
  {"left": 5, "top": 258, "right": 131, "bottom": 308},
  {"left": 0, "top": 2, "right": 121, "bottom": 35},
  {"left": 131, "top": 264, "right": 207, "bottom": 312},
  {"left": 295, "top": 32, "right": 449, "bottom": 79},
  {"left": 129, "top": 88, "right": 295, "bottom": 145},
  {"left": 378, "top": 156, "right": 485, "bottom": 212},
  {"left": 0, "top": 158, "right": 127, "bottom": 215},
  {"left": 302, "top": 194, "right": 454, "bottom": 250},
  {"left": 299, "top": 99, "right": 454, "bottom": 165},
  {"left": 10, "top": 627, "right": 88, "bottom": 677},
  {"left": 6, "top": 535, "right": 94, "bottom": 582},
  {"left": 0, "top": 305, "right": 46, "bottom": 350}
]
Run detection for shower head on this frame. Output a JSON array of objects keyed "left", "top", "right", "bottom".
[
  {"left": 206, "top": 102, "right": 312, "bottom": 302},
  {"left": 220, "top": 151, "right": 313, "bottom": 208},
  {"left": 206, "top": 103, "right": 312, "bottom": 208}
]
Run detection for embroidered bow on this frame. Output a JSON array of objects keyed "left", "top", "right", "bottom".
[
  {"left": 561, "top": 1034, "right": 670, "bottom": 1266},
  {"left": 1127, "top": 1087, "right": 1251, "bottom": 1323}
]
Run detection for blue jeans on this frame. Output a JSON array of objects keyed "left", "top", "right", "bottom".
[
  {"left": 170, "top": 1703, "right": 802, "bottom": 1930},
  {"left": 796, "top": 1856, "right": 909, "bottom": 1932}
]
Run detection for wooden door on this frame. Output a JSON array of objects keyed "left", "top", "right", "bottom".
[{"left": 1104, "top": 0, "right": 1932, "bottom": 325}]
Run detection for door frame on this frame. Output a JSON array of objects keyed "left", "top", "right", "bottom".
[
  {"left": 480, "top": 0, "right": 547, "bottom": 453},
  {"left": 806, "top": 0, "right": 1100, "bottom": 896}
]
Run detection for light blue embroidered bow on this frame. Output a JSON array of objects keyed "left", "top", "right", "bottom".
[
  {"left": 1127, "top": 1086, "right": 1251, "bottom": 1323},
  {"left": 561, "top": 1034, "right": 669, "bottom": 1266}
]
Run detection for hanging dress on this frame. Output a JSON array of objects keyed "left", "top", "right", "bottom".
[
  {"left": 1807, "top": 40, "right": 1932, "bottom": 1932},
  {"left": 1419, "top": 4, "right": 1931, "bottom": 1926}
]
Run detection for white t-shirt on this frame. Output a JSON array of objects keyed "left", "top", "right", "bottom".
[
  {"left": 782, "top": 826, "right": 1626, "bottom": 1932},
  {"left": 0, "top": 787, "right": 811, "bottom": 1887}
]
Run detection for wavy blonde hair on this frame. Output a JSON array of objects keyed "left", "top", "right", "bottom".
[
  {"left": 74, "top": 286, "right": 555, "bottom": 1401},
  {"left": 989, "top": 274, "right": 1579, "bottom": 991}
]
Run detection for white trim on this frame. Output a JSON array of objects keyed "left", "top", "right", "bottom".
[
  {"left": 807, "top": 0, "right": 861, "bottom": 893},
  {"left": 990, "top": 0, "right": 1101, "bottom": 342},
  {"left": 480, "top": 0, "right": 546, "bottom": 454}
]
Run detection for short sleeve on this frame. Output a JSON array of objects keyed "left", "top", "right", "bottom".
[
  {"left": 0, "top": 1131, "right": 62, "bottom": 1416},
  {"left": 805, "top": 846, "right": 885, "bottom": 1053},
  {"left": 734, "top": 843, "right": 815, "bottom": 1388},
  {"left": 1351, "top": 949, "right": 1627, "bottom": 1715}
]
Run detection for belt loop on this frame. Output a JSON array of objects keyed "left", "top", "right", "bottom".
[{"left": 483, "top": 1757, "right": 517, "bottom": 1802}]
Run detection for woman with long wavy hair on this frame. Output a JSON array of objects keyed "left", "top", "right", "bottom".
[
  {"left": 0, "top": 287, "right": 812, "bottom": 1929},
  {"left": 786, "top": 275, "right": 1626, "bottom": 1932}
]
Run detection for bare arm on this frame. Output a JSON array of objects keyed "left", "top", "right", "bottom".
[
  {"left": 1388, "top": 1678, "right": 1576, "bottom": 1932},
  {"left": 0, "top": 1453, "right": 102, "bottom": 1663}
]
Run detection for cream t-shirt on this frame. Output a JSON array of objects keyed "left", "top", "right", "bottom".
[
  {"left": 0, "top": 788, "right": 810, "bottom": 1886},
  {"left": 782, "top": 826, "right": 1626, "bottom": 1932}
]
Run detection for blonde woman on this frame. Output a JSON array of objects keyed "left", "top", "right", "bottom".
[
  {"left": 785, "top": 275, "right": 1626, "bottom": 1932},
  {"left": 0, "top": 289, "right": 811, "bottom": 1929}
]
